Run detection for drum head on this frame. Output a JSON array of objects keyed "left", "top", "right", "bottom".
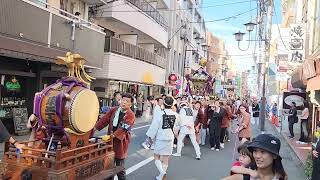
[{"left": 69, "top": 89, "right": 99, "bottom": 133}]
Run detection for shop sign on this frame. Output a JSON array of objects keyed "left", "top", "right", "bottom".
[
  {"left": 282, "top": 92, "right": 306, "bottom": 110},
  {"left": 289, "top": 24, "right": 305, "bottom": 64},
  {"left": 5, "top": 77, "right": 21, "bottom": 91}
]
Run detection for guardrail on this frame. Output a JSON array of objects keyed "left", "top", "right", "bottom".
[
  {"left": 126, "top": 0, "right": 168, "bottom": 30},
  {"left": 105, "top": 37, "right": 166, "bottom": 68}
]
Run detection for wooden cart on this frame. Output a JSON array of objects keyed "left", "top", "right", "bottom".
[{"left": 0, "top": 133, "right": 123, "bottom": 180}]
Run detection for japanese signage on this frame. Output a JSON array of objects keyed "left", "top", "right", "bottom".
[{"left": 289, "top": 24, "right": 305, "bottom": 64}]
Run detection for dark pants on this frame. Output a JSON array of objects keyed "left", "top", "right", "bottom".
[
  {"left": 312, "top": 157, "right": 320, "bottom": 180},
  {"left": 289, "top": 122, "right": 294, "bottom": 137},
  {"left": 299, "top": 120, "right": 308, "bottom": 142},
  {"left": 115, "top": 158, "right": 126, "bottom": 180},
  {"left": 209, "top": 131, "right": 220, "bottom": 149},
  {"left": 220, "top": 128, "right": 227, "bottom": 143}
]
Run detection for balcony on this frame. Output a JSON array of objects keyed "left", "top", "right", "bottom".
[
  {"left": 105, "top": 37, "right": 166, "bottom": 68},
  {"left": 91, "top": 37, "right": 166, "bottom": 86},
  {"left": 97, "top": 0, "right": 168, "bottom": 47},
  {"left": 0, "top": 0, "right": 105, "bottom": 68}
]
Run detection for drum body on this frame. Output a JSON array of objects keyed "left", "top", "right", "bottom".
[{"left": 37, "top": 78, "right": 99, "bottom": 136}]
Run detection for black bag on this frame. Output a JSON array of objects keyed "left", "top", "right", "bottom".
[{"left": 162, "top": 110, "right": 176, "bottom": 131}]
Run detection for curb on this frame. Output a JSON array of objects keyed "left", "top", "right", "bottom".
[{"left": 266, "top": 120, "right": 306, "bottom": 168}]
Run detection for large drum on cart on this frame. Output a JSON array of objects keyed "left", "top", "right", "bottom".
[{"left": 33, "top": 77, "right": 99, "bottom": 144}]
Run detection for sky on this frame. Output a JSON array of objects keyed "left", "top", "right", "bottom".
[{"left": 202, "top": 0, "right": 282, "bottom": 72}]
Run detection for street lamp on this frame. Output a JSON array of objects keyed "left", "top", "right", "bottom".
[{"left": 233, "top": 21, "right": 256, "bottom": 51}]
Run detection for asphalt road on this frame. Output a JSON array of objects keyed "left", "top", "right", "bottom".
[
  {"left": 0, "top": 117, "right": 308, "bottom": 180},
  {"left": 122, "top": 118, "right": 307, "bottom": 180}
]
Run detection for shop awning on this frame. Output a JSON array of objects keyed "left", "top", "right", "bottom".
[{"left": 307, "top": 75, "right": 320, "bottom": 91}]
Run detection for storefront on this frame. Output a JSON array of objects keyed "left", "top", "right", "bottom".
[{"left": 0, "top": 56, "right": 65, "bottom": 135}]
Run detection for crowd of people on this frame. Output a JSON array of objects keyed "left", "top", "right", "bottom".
[
  {"left": 1, "top": 91, "right": 320, "bottom": 180},
  {"left": 135, "top": 93, "right": 319, "bottom": 180}
]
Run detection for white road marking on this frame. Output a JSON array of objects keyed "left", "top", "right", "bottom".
[
  {"left": 131, "top": 124, "right": 150, "bottom": 130},
  {"left": 126, "top": 156, "right": 154, "bottom": 175}
]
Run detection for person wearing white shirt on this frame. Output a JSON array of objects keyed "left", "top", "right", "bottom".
[
  {"left": 297, "top": 101, "right": 310, "bottom": 144},
  {"left": 142, "top": 97, "right": 164, "bottom": 149},
  {"left": 172, "top": 101, "right": 201, "bottom": 160},
  {"left": 147, "top": 96, "right": 178, "bottom": 180}
]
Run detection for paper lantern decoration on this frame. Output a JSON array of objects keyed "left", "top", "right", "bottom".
[{"left": 169, "top": 74, "right": 178, "bottom": 81}]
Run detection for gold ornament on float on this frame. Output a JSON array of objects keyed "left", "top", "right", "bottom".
[
  {"left": 56, "top": 52, "right": 96, "bottom": 85},
  {"left": 199, "top": 57, "right": 207, "bottom": 67}
]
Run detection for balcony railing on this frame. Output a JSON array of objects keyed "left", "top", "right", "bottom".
[
  {"left": 105, "top": 37, "right": 166, "bottom": 68},
  {"left": 0, "top": 0, "right": 105, "bottom": 68},
  {"left": 126, "top": 0, "right": 168, "bottom": 30}
]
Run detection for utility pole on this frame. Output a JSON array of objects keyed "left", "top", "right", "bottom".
[{"left": 260, "top": 0, "right": 273, "bottom": 132}]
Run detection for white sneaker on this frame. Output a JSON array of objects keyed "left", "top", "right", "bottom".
[
  {"left": 156, "top": 173, "right": 167, "bottom": 180},
  {"left": 215, "top": 149, "right": 220, "bottom": 152},
  {"left": 142, "top": 142, "right": 150, "bottom": 149},
  {"left": 172, "top": 153, "right": 181, "bottom": 157},
  {"left": 150, "top": 144, "right": 155, "bottom": 150},
  {"left": 227, "top": 139, "right": 231, "bottom": 142},
  {"left": 220, "top": 143, "right": 225, "bottom": 149},
  {"left": 210, "top": 147, "right": 215, "bottom": 151}
]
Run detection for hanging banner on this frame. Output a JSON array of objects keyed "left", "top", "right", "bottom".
[{"left": 289, "top": 24, "right": 306, "bottom": 64}]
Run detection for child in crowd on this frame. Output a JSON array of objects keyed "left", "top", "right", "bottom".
[{"left": 230, "top": 142, "right": 257, "bottom": 178}]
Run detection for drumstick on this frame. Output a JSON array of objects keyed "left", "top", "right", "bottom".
[{"left": 45, "top": 134, "right": 54, "bottom": 158}]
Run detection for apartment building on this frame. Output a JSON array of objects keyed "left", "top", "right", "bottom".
[
  {"left": 0, "top": 0, "right": 105, "bottom": 133},
  {"left": 90, "top": 0, "right": 169, "bottom": 101},
  {"left": 166, "top": 0, "right": 207, "bottom": 95}
]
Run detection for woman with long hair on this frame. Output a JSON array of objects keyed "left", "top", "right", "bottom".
[
  {"left": 222, "top": 134, "right": 288, "bottom": 180},
  {"left": 235, "top": 104, "right": 251, "bottom": 143}
]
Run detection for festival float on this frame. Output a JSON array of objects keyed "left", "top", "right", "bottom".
[
  {"left": 184, "top": 57, "right": 215, "bottom": 96},
  {"left": 0, "top": 53, "right": 122, "bottom": 180}
]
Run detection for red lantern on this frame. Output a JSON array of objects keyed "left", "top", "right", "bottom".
[{"left": 169, "top": 74, "right": 177, "bottom": 81}]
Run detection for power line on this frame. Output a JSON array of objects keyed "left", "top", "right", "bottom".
[
  {"left": 192, "top": 7, "right": 258, "bottom": 23},
  {"left": 273, "top": 2, "right": 290, "bottom": 51},
  {"left": 99, "top": 0, "right": 254, "bottom": 12}
]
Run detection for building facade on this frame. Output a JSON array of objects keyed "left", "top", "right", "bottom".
[
  {"left": 0, "top": 0, "right": 106, "bottom": 134},
  {"left": 165, "top": 0, "right": 207, "bottom": 96},
  {"left": 90, "top": 0, "right": 169, "bottom": 102}
]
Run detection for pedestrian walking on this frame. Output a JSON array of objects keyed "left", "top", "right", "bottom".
[
  {"left": 173, "top": 101, "right": 201, "bottom": 159},
  {"left": 271, "top": 103, "right": 279, "bottom": 127},
  {"left": 111, "top": 91, "right": 121, "bottom": 107},
  {"left": 143, "top": 96, "right": 153, "bottom": 121},
  {"left": 220, "top": 101, "right": 234, "bottom": 148},
  {"left": 200, "top": 102, "right": 210, "bottom": 146},
  {"left": 193, "top": 101, "right": 204, "bottom": 144},
  {"left": 236, "top": 104, "right": 251, "bottom": 143},
  {"left": 288, "top": 102, "right": 298, "bottom": 139},
  {"left": 142, "top": 97, "right": 164, "bottom": 149},
  {"left": 208, "top": 100, "right": 225, "bottom": 151},
  {"left": 223, "top": 134, "right": 288, "bottom": 180},
  {"left": 146, "top": 96, "right": 178, "bottom": 180},
  {"left": 94, "top": 93, "right": 135, "bottom": 180},
  {"left": 136, "top": 93, "right": 143, "bottom": 117},
  {"left": 297, "top": 101, "right": 309, "bottom": 144},
  {"left": 252, "top": 99, "right": 260, "bottom": 126}
]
